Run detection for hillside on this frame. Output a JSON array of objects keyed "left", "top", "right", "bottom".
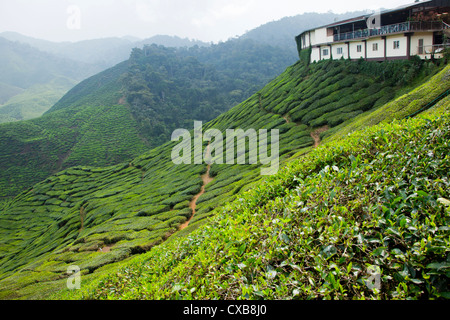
[
  {"left": 64, "top": 99, "right": 450, "bottom": 301},
  {"left": 0, "top": 32, "right": 210, "bottom": 68},
  {"left": 0, "top": 77, "right": 77, "bottom": 123},
  {"left": 0, "top": 37, "right": 101, "bottom": 123},
  {"left": 0, "top": 40, "right": 296, "bottom": 199},
  {"left": 0, "top": 56, "right": 448, "bottom": 299},
  {"left": 0, "top": 10, "right": 368, "bottom": 125}
]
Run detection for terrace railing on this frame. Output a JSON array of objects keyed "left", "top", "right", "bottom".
[{"left": 333, "top": 20, "right": 446, "bottom": 42}]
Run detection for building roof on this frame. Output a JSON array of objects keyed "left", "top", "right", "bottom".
[
  {"left": 298, "top": 0, "right": 438, "bottom": 36},
  {"left": 321, "top": 15, "right": 368, "bottom": 29}
]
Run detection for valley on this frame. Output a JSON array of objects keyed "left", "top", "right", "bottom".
[
  {"left": 0, "top": 55, "right": 448, "bottom": 299},
  {"left": 0, "top": 3, "right": 448, "bottom": 302}
]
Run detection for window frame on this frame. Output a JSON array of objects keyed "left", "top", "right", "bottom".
[
  {"left": 418, "top": 39, "right": 424, "bottom": 54},
  {"left": 393, "top": 40, "right": 400, "bottom": 50}
]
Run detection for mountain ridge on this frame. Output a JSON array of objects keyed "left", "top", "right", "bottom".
[
  {"left": 0, "top": 10, "right": 369, "bottom": 125},
  {"left": 0, "top": 39, "right": 297, "bottom": 199}
]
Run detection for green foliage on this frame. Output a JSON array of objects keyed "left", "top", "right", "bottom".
[
  {"left": 0, "top": 103, "right": 149, "bottom": 197},
  {"left": 0, "top": 38, "right": 97, "bottom": 90},
  {"left": 60, "top": 109, "right": 449, "bottom": 301},
  {"left": 0, "top": 55, "right": 448, "bottom": 299},
  {"left": 0, "top": 77, "right": 77, "bottom": 123},
  {"left": 0, "top": 40, "right": 298, "bottom": 199}
]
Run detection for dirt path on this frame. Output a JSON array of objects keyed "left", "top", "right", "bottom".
[
  {"left": 310, "top": 125, "right": 329, "bottom": 148},
  {"left": 98, "top": 244, "right": 114, "bottom": 253},
  {"left": 283, "top": 114, "right": 291, "bottom": 124},
  {"left": 178, "top": 145, "right": 213, "bottom": 231}
]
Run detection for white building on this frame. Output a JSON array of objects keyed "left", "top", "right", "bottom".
[{"left": 296, "top": 0, "right": 450, "bottom": 63}]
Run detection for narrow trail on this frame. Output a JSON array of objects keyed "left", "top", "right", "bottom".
[
  {"left": 310, "top": 125, "right": 329, "bottom": 148},
  {"left": 258, "top": 95, "right": 329, "bottom": 149},
  {"left": 98, "top": 244, "right": 114, "bottom": 253},
  {"left": 179, "top": 144, "right": 213, "bottom": 231}
]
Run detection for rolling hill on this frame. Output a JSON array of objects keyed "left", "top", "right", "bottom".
[
  {"left": 0, "top": 37, "right": 101, "bottom": 123},
  {"left": 0, "top": 32, "right": 210, "bottom": 67},
  {"left": 0, "top": 54, "right": 448, "bottom": 299},
  {"left": 0, "top": 39, "right": 297, "bottom": 199},
  {"left": 0, "top": 10, "right": 370, "bottom": 125},
  {"left": 0, "top": 10, "right": 373, "bottom": 127}
]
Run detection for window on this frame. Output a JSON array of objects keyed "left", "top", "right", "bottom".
[
  {"left": 373, "top": 43, "right": 378, "bottom": 51},
  {"left": 323, "top": 49, "right": 329, "bottom": 56},
  {"left": 337, "top": 47, "right": 343, "bottom": 55},
  {"left": 357, "top": 45, "right": 362, "bottom": 53},
  {"left": 418, "top": 39, "right": 424, "bottom": 54},
  {"left": 393, "top": 41, "right": 400, "bottom": 49}
]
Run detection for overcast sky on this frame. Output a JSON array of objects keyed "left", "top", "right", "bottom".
[{"left": 0, "top": 0, "right": 415, "bottom": 43}]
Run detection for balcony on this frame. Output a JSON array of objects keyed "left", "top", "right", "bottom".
[{"left": 333, "top": 20, "right": 449, "bottom": 42}]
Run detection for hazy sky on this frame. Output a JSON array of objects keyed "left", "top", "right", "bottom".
[{"left": 0, "top": 0, "right": 414, "bottom": 43}]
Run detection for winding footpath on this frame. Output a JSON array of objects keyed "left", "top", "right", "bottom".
[
  {"left": 310, "top": 125, "right": 329, "bottom": 148},
  {"left": 178, "top": 120, "right": 327, "bottom": 232},
  {"left": 179, "top": 144, "right": 213, "bottom": 231}
]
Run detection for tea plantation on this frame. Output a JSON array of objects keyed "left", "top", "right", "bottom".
[{"left": 0, "top": 58, "right": 448, "bottom": 299}]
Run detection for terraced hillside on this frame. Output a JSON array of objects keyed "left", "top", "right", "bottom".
[
  {"left": 0, "top": 58, "right": 448, "bottom": 299},
  {"left": 0, "top": 41, "right": 295, "bottom": 199},
  {"left": 62, "top": 98, "right": 450, "bottom": 300}
]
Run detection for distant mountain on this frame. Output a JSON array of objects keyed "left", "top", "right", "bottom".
[
  {"left": 0, "top": 32, "right": 212, "bottom": 123},
  {"left": 139, "top": 35, "right": 210, "bottom": 48},
  {"left": 0, "top": 37, "right": 97, "bottom": 88},
  {"left": 0, "top": 37, "right": 102, "bottom": 123},
  {"left": 0, "top": 32, "right": 135, "bottom": 69},
  {"left": 0, "top": 77, "right": 77, "bottom": 123},
  {"left": 0, "top": 32, "right": 210, "bottom": 68},
  {"left": 240, "top": 11, "right": 369, "bottom": 54},
  {"left": 0, "top": 11, "right": 369, "bottom": 68},
  {"left": 0, "top": 39, "right": 296, "bottom": 198}
]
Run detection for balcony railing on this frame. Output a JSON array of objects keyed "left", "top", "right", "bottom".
[
  {"left": 419, "top": 44, "right": 449, "bottom": 55},
  {"left": 333, "top": 20, "right": 446, "bottom": 42}
]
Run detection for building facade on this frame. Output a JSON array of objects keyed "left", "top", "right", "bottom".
[{"left": 296, "top": 0, "right": 450, "bottom": 63}]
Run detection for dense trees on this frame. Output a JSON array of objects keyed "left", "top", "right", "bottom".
[{"left": 116, "top": 40, "right": 297, "bottom": 148}]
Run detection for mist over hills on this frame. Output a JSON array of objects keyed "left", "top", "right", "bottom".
[
  {"left": 0, "top": 10, "right": 372, "bottom": 197},
  {"left": 0, "top": 11, "right": 368, "bottom": 124},
  {"left": 0, "top": 32, "right": 210, "bottom": 68},
  {"left": 0, "top": 10, "right": 369, "bottom": 67},
  {"left": 0, "top": 37, "right": 101, "bottom": 123},
  {"left": 240, "top": 11, "right": 368, "bottom": 53}
]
